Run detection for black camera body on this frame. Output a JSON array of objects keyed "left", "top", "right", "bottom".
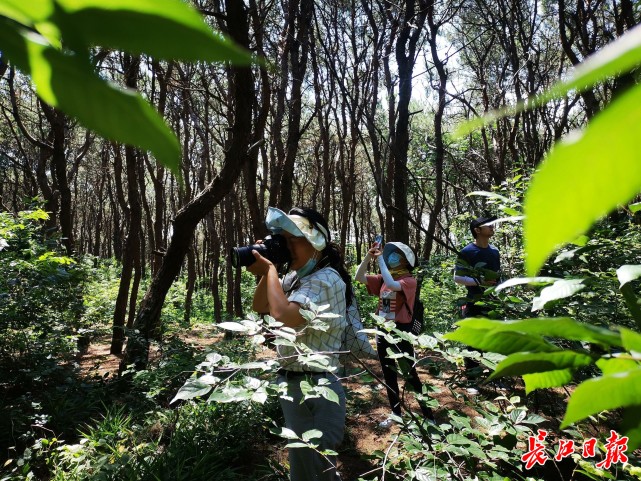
[{"left": 231, "top": 234, "right": 291, "bottom": 268}]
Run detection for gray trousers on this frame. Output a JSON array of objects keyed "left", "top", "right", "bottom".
[{"left": 278, "top": 373, "right": 346, "bottom": 481}]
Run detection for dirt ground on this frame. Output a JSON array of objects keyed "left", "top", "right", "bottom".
[{"left": 76, "top": 328, "right": 515, "bottom": 480}]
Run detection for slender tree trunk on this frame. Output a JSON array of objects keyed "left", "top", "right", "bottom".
[
  {"left": 208, "top": 212, "right": 223, "bottom": 322},
  {"left": 390, "top": 0, "right": 428, "bottom": 244},
  {"left": 274, "top": 0, "right": 314, "bottom": 211},
  {"left": 121, "top": 1, "right": 254, "bottom": 371},
  {"left": 184, "top": 244, "right": 197, "bottom": 325},
  {"left": 422, "top": 1, "right": 445, "bottom": 260},
  {"left": 111, "top": 54, "right": 143, "bottom": 354}
]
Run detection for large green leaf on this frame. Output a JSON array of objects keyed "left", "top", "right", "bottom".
[
  {"left": 524, "top": 83, "right": 641, "bottom": 275},
  {"left": 170, "top": 378, "right": 212, "bottom": 403},
  {"left": 1, "top": 0, "right": 62, "bottom": 46},
  {"left": 617, "top": 265, "right": 641, "bottom": 287},
  {"left": 531, "top": 279, "right": 585, "bottom": 311},
  {"left": 0, "top": 0, "right": 53, "bottom": 24},
  {"left": 596, "top": 358, "right": 640, "bottom": 376},
  {"left": 561, "top": 367, "right": 641, "bottom": 427},
  {"left": 444, "top": 327, "right": 559, "bottom": 355},
  {"left": 490, "top": 351, "right": 594, "bottom": 380},
  {"left": 53, "top": 0, "right": 254, "bottom": 64},
  {"left": 0, "top": 19, "right": 181, "bottom": 176},
  {"left": 621, "top": 328, "right": 641, "bottom": 354},
  {"left": 495, "top": 277, "right": 559, "bottom": 292},
  {"left": 454, "top": 318, "right": 622, "bottom": 347},
  {"left": 302, "top": 429, "right": 323, "bottom": 442},
  {"left": 621, "top": 405, "right": 641, "bottom": 450},
  {"left": 522, "top": 369, "right": 574, "bottom": 394},
  {"left": 617, "top": 266, "right": 641, "bottom": 328}
]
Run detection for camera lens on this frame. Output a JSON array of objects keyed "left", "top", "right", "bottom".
[
  {"left": 231, "top": 244, "right": 266, "bottom": 267},
  {"left": 230, "top": 235, "right": 291, "bottom": 268}
]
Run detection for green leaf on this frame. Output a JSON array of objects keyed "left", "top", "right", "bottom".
[
  {"left": 509, "top": 409, "right": 527, "bottom": 425},
  {"left": 285, "top": 442, "right": 311, "bottom": 449},
  {"left": 495, "top": 277, "right": 559, "bottom": 292},
  {"left": 52, "top": 0, "right": 254, "bottom": 64},
  {"left": 170, "top": 379, "right": 212, "bottom": 403},
  {"left": 629, "top": 202, "right": 641, "bottom": 213},
  {"left": 617, "top": 265, "right": 641, "bottom": 287},
  {"left": 217, "top": 322, "right": 248, "bottom": 332},
  {"left": 207, "top": 387, "right": 252, "bottom": 403},
  {"left": 575, "top": 460, "right": 617, "bottom": 480},
  {"left": 271, "top": 329, "right": 297, "bottom": 342},
  {"left": 0, "top": 20, "right": 181, "bottom": 177},
  {"left": 621, "top": 405, "right": 641, "bottom": 450},
  {"left": 237, "top": 361, "right": 275, "bottom": 370},
  {"left": 596, "top": 358, "right": 640, "bottom": 376},
  {"left": 416, "top": 334, "right": 438, "bottom": 349},
  {"left": 455, "top": 317, "right": 622, "bottom": 347},
  {"left": 19, "top": 210, "right": 50, "bottom": 221},
  {"left": 621, "top": 328, "right": 641, "bottom": 354},
  {"left": 251, "top": 389, "right": 268, "bottom": 404},
  {"left": 301, "top": 429, "right": 323, "bottom": 442},
  {"left": 561, "top": 367, "right": 641, "bottom": 427},
  {"left": 501, "top": 207, "right": 522, "bottom": 216},
  {"left": 532, "top": 279, "right": 585, "bottom": 311},
  {"left": 445, "top": 327, "right": 559, "bottom": 355},
  {"left": 524, "top": 83, "right": 641, "bottom": 275},
  {"left": 445, "top": 434, "right": 473, "bottom": 445},
  {"left": 490, "top": 351, "right": 593, "bottom": 380},
  {"left": 300, "top": 309, "right": 315, "bottom": 322},
  {"left": 620, "top": 282, "right": 641, "bottom": 329},
  {"left": 467, "top": 191, "right": 512, "bottom": 204},
  {"left": 314, "top": 386, "right": 340, "bottom": 404},
  {"left": 0, "top": 0, "right": 54, "bottom": 24},
  {"left": 522, "top": 369, "right": 574, "bottom": 394},
  {"left": 277, "top": 427, "right": 299, "bottom": 440}
]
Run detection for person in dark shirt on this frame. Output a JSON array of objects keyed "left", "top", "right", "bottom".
[
  {"left": 454, "top": 216, "right": 501, "bottom": 316},
  {"left": 454, "top": 216, "right": 501, "bottom": 379}
]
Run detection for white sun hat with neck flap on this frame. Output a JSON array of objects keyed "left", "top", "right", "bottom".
[
  {"left": 265, "top": 207, "right": 328, "bottom": 251},
  {"left": 383, "top": 242, "right": 416, "bottom": 267}
]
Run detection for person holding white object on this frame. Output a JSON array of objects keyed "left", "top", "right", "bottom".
[{"left": 355, "top": 240, "right": 435, "bottom": 428}]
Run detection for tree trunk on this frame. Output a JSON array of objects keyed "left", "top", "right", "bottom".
[
  {"left": 184, "top": 244, "right": 197, "bottom": 325},
  {"left": 111, "top": 54, "right": 143, "bottom": 355},
  {"left": 390, "top": 0, "right": 428, "bottom": 244},
  {"left": 121, "top": 1, "right": 254, "bottom": 371},
  {"left": 422, "top": 0, "right": 445, "bottom": 260}
]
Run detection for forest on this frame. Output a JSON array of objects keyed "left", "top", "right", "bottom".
[{"left": 1, "top": 0, "right": 641, "bottom": 479}]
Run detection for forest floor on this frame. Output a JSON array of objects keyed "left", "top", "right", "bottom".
[{"left": 76, "top": 325, "right": 565, "bottom": 480}]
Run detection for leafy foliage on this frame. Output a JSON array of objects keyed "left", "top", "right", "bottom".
[
  {"left": 0, "top": 210, "right": 87, "bottom": 366},
  {"left": 448, "top": 20, "right": 641, "bottom": 453},
  {"left": 0, "top": 0, "right": 254, "bottom": 177}
]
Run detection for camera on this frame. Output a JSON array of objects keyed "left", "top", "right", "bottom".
[{"left": 230, "top": 234, "right": 291, "bottom": 268}]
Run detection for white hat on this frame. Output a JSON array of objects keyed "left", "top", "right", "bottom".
[
  {"left": 265, "top": 207, "right": 328, "bottom": 251},
  {"left": 383, "top": 242, "right": 416, "bottom": 267}
]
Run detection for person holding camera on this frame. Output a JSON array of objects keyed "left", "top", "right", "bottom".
[
  {"left": 245, "top": 206, "right": 351, "bottom": 481},
  {"left": 355, "top": 240, "right": 435, "bottom": 429}
]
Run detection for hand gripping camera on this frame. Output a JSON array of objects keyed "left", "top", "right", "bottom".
[{"left": 230, "top": 234, "right": 291, "bottom": 268}]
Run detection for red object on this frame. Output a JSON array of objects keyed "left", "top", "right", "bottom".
[
  {"left": 582, "top": 438, "right": 597, "bottom": 458},
  {"left": 555, "top": 439, "right": 575, "bottom": 461},
  {"left": 595, "top": 431, "right": 629, "bottom": 469},
  {"left": 522, "top": 429, "right": 549, "bottom": 470}
]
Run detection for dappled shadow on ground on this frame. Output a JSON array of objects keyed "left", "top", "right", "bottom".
[{"left": 4, "top": 326, "right": 619, "bottom": 481}]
